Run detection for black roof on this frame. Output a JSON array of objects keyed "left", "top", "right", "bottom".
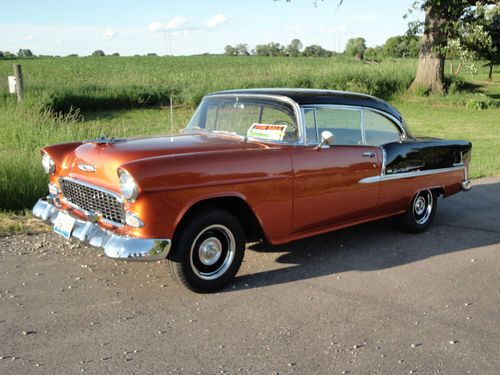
[{"left": 208, "top": 88, "right": 403, "bottom": 123}]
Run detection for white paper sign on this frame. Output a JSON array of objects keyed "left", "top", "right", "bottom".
[{"left": 8, "top": 76, "right": 16, "bottom": 94}]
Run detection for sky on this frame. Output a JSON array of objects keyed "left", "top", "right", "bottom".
[{"left": 0, "top": 0, "right": 423, "bottom": 56}]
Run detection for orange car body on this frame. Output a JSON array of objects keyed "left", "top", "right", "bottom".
[{"left": 33, "top": 89, "right": 471, "bottom": 262}]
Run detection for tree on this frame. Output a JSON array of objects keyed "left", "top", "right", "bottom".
[
  {"left": 254, "top": 42, "right": 285, "bottom": 56},
  {"left": 286, "top": 38, "right": 303, "bottom": 56},
  {"left": 473, "top": 5, "right": 500, "bottom": 80},
  {"left": 112, "top": 52, "right": 120, "bottom": 56},
  {"left": 91, "top": 50, "right": 105, "bottom": 57},
  {"left": 0, "top": 51, "right": 4, "bottom": 58},
  {"left": 17, "top": 49, "right": 33, "bottom": 57},
  {"left": 235, "top": 43, "right": 250, "bottom": 56},
  {"left": 383, "top": 35, "right": 420, "bottom": 58},
  {"left": 224, "top": 45, "right": 238, "bottom": 56},
  {"left": 282, "top": 0, "right": 497, "bottom": 94},
  {"left": 408, "top": 1, "right": 497, "bottom": 94},
  {"left": 364, "top": 46, "right": 384, "bottom": 60},
  {"left": 225, "top": 44, "right": 250, "bottom": 56},
  {"left": 302, "top": 44, "right": 332, "bottom": 57},
  {"left": 344, "top": 37, "right": 366, "bottom": 59}
]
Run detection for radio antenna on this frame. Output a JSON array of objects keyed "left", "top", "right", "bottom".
[{"left": 169, "top": 96, "right": 174, "bottom": 141}]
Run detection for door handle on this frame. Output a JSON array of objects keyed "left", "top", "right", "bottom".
[{"left": 362, "top": 152, "right": 375, "bottom": 158}]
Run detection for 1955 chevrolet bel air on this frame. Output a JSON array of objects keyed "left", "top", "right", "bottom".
[{"left": 33, "top": 89, "right": 472, "bottom": 292}]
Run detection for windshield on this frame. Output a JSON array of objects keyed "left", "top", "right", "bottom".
[{"left": 185, "top": 96, "right": 299, "bottom": 142}]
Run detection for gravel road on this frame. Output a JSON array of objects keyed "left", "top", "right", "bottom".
[{"left": 1, "top": 178, "right": 499, "bottom": 374}]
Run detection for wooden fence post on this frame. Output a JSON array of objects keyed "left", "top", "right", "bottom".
[{"left": 13, "top": 64, "right": 24, "bottom": 102}]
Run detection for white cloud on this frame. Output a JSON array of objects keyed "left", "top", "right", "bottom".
[
  {"left": 23, "top": 34, "right": 33, "bottom": 41},
  {"left": 206, "top": 14, "right": 227, "bottom": 29},
  {"left": 148, "top": 21, "right": 163, "bottom": 32},
  {"left": 102, "top": 30, "right": 117, "bottom": 40},
  {"left": 165, "top": 16, "right": 187, "bottom": 30},
  {"left": 149, "top": 17, "right": 188, "bottom": 32}
]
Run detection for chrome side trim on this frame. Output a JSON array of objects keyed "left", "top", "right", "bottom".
[
  {"left": 359, "top": 165, "right": 466, "bottom": 184},
  {"left": 32, "top": 199, "right": 171, "bottom": 261}
]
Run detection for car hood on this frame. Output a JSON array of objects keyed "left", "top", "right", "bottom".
[{"left": 63, "top": 134, "right": 270, "bottom": 189}]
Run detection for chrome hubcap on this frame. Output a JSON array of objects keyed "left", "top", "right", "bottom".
[
  {"left": 190, "top": 224, "right": 235, "bottom": 281},
  {"left": 198, "top": 237, "right": 222, "bottom": 266},
  {"left": 414, "top": 197, "right": 426, "bottom": 215},
  {"left": 413, "top": 190, "right": 433, "bottom": 225}
]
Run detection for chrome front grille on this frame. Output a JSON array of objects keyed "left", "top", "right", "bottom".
[{"left": 60, "top": 178, "right": 125, "bottom": 224}]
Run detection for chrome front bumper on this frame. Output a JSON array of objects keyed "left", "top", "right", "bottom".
[{"left": 32, "top": 198, "right": 171, "bottom": 261}]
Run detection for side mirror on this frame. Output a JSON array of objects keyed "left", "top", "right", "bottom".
[{"left": 315, "top": 131, "right": 334, "bottom": 150}]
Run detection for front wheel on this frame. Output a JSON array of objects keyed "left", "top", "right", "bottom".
[
  {"left": 167, "top": 210, "right": 245, "bottom": 293},
  {"left": 396, "top": 189, "right": 437, "bottom": 233}
]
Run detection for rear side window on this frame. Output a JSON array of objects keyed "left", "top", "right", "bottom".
[
  {"left": 303, "top": 107, "right": 362, "bottom": 146},
  {"left": 364, "top": 110, "right": 401, "bottom": 146}
]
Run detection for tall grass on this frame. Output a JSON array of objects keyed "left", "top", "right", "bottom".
[{"left": 0, "top": 56, "right": 418, "bottom": 112}]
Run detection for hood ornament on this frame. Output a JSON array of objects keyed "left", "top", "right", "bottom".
[
  {"left": 83, "top": 135, "right": 125, "bottom": 145},
  {"left": 78, "top": 164, "right": 96, "bottom": 172}
]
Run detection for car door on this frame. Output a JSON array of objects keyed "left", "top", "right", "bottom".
[{"left": 291, "top": 106, "right": 381, "bottom": 233}]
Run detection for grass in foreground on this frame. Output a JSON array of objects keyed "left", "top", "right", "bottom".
[{"left": 0, "top": 211, "right": 48, "bottom": 237}]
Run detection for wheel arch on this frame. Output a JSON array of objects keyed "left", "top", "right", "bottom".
[
  {"left": 169, "top": 194, "right": 265, "bottom": 260},
  {"left": 406, "top": 185, "right": 444, "bottom": 208}
]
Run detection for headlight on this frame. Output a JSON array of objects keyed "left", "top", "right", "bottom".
[
  {"left": 118, "top": 169, "right": 138, "bottom": 201},
  {"left": 41, "top": 153, "right": 55, "bottom": 175}
]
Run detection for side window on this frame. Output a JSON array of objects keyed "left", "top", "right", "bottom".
[
  {"left": 315, "top": 107, "right": 362, "bottom": 145},
  {"left": 364, "top": 110, "right": 401, "bottom": 146}
]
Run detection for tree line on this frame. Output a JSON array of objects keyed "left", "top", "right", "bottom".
[{"left": 224, "top": 35, "right": 421, "bottom": 59}]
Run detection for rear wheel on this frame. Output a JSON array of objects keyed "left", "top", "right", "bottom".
[
  {"left": 396, "top": 189, "right": 437, "bottom": 233},
  {"left": 167, "top": 210, "right": 245, "bottom": 293}
]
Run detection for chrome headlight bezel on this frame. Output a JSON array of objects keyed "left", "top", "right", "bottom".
[
  {"left": 118, "top": 169, "right": 139, "bottom": 201},
  {"left": 41, "top": 152, "right": 56, "bottom": 175}
]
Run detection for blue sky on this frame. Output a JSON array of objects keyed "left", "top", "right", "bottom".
[{"left": 0, "top": 0, "right": 422, "bottom": 56}]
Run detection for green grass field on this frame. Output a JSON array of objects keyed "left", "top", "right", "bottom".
[{"left": 0, "top": 56, "right": 498, "bottom": 214}]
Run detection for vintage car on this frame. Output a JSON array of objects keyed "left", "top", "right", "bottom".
[{"left": 33, "top": 89, "right": 472, "bottom": 292}]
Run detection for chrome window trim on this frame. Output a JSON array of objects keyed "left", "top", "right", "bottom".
[
  {"left": 297, "top": 104, "right": 408, "bottom": 147},
  {"left": 301, "top": 106, "right": 319, "bottom": 144},
  {"left": 360, "top": 109, "right": 367, "bottom": 145},
  {"left": 198, "top": 93, "right": 305, "bottom": 145},
  {"left": 380, "top": 146, "right": 387, "bottom": 175},
  {"left": 362, "top": 107, "right": 407, "bottom": 140},
  {"left": 359, "top": 165, "right": 466, "bottom": 184}
]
